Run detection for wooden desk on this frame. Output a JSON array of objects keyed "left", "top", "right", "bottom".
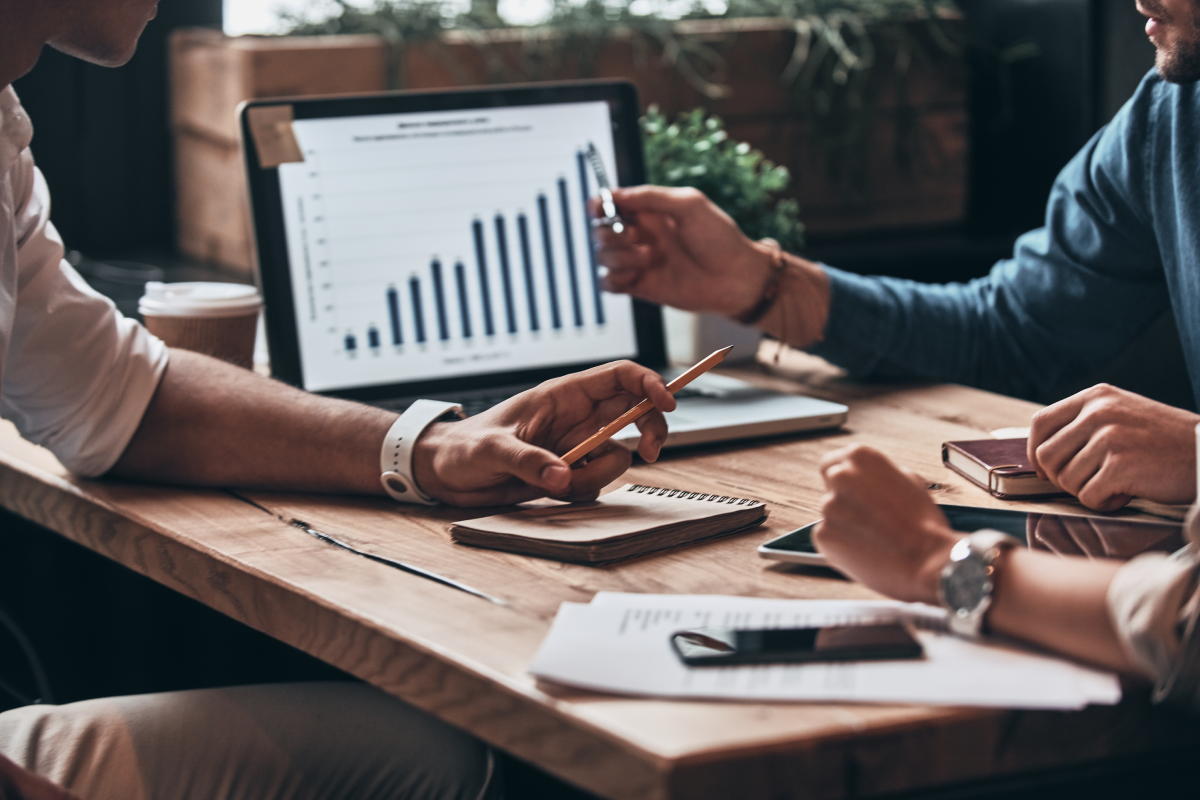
[{"left": 1, "top": 349, "right": 1197, "bottom": 800}]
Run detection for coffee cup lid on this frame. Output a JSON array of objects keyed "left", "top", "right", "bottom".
[{"left": 139, "top": 282, "right": 262, "bottom": 318}]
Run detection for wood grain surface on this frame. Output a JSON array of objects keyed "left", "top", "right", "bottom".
[{"left": 2, "top": 348, "right": 1198, "bottom": 799}]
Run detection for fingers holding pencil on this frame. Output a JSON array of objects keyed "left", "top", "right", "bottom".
[
  {"left": 413, "top": 351, "right": 737, "bottom": 506},
  {"left": 551, "top": 360, "right": 676, "bottom": 464},
  {"left": 415, "top": 359, "right": 674, "bottom": 505},
  {"left": 561, "top": 346, "right": 732, "bottom": 465}
]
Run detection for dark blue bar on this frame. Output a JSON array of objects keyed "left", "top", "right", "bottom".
[
  {"left": 494, "top": 215, "right": 517, "bottom": 334},
  {"left": 577, "top": 151, "right": 605, "bottom": 325},
  {"left": 537, "top": 194, "right": 562, "bottom": 330},
  {"left": 367, "top": 327, "right": 380, "bottom": 349},
  {"left": 472, "top": 219, "right": 495, "bottom": 336},
  {"left": 409, "top": 276, "right": 426, "bottom": 343},
  {"left": 454, "top": 261, "right": 472, "bottom": 339},
  {"left": 344, "top": 333, "right": 357, "bottom": 352},
  {"left": 558, "top": 178, "right": 583, "bottom": 327},
  {"left": 386, "top": 286, "right": 402, "bottom": 345},
  {"left": 431, "top": 258, "right": 449, "bottom": 341},
  {"left": 517, "top": 213, "right": 539, "bottom": 332}
]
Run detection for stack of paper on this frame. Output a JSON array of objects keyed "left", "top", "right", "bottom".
[{"left": 529, "top": 593, "right": 1120, "bottom": 709}]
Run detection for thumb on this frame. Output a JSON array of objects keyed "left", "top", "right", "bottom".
[{"left": 480, "top": 433, "right": 571, "bottom": 493}]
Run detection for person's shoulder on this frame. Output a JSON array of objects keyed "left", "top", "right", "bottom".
[
  {"left": 1120, "top": 69, "right": 1200, "bottom": 131},
  {"left": 1090, "top": 69, "right": 1200, "bottom": 164}
]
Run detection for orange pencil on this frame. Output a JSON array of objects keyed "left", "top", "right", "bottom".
[{"left": 561, "top": 346, "right": 734, "bottom": 465}]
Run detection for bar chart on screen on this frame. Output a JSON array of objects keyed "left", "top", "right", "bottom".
[{"left": 277, "top": 102, "right": 638, "bottom": 393}]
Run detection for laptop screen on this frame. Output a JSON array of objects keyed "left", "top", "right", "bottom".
[{"left": 244, "top": 83, "right": 661, "bottom": 400}]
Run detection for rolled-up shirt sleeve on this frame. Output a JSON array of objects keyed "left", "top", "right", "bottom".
[
  {"left": 0, "top": 155, "right": 167, "bottom": 477},
  {"left": 1107, "top": 545, "right": 1200, "bottom": 707}
]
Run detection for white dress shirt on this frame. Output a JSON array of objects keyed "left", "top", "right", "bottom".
[{"left": 0, "top": 86, "right": 166, "bottom": 476}]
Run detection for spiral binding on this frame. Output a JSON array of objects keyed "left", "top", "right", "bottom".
[{"left": 626, "top": 484, "right": 760, "bottom": 506}]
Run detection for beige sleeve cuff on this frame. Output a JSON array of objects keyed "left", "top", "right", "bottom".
[{"left": 1107, "top": 546, "right": 1200, "bottom": 706}]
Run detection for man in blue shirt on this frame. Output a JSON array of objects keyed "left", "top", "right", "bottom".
[
  {"left": 598, "top": 0, "right": 1200, "bottom": 705},
  {"left": 596, "top": 0, "right": 1200, "bottom": 514}
]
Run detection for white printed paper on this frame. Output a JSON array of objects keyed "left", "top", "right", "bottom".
[{"left": 528, "top": 593, "right": 1120, "bottom": 710}]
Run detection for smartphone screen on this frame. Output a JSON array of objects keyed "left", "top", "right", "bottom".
[
  {"left": 759, "top": 504, "right": 1183, "bottom": 565},
  {"left": 671, "top": 623, "right": 923, "bottom": 666}
]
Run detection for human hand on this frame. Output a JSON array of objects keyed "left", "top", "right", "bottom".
[
  {"left": 1027, "top": 383, "right": 1200, "bottom": 511},
  {"left": 813, "top": 444, "right": 959, "bottom": 603},
  {"left": 411, "top": 361, "right": 675, "bottom": 506},
  {"left": 0, "top": 755, "right": 79, "bottom": 800},
  {"left": 591, "top": 186, "right": 775, "bottom": 317}
]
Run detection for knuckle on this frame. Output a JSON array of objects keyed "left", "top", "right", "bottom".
[
  {"left": 1077, "top": 487, "right": 1105, "bottom": 509},
  {"left": 844, "top": 443, "right": 872, "bottom": 460},
  {"left": 1078, "top": 403, "right": 1110, "bottom": 425}
]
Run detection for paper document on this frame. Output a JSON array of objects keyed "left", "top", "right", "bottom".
[{"left": 528, "top": 593, "right": 1120, "bottom": 709}]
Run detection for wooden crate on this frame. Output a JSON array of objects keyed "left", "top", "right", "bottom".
[
  {"left": 169, "top": 23, "right": 966, "bottom": 274},
  {"left": 169, "top": 29, "right": 388, "bottom": 275},
  {"left": 400, "top": 19, "right": 968, "bottom": 238}
]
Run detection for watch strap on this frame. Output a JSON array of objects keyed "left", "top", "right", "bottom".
[{"left": 380, "top": 399, "right": 464, "bottom": 505}]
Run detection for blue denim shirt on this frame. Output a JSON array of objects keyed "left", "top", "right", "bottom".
[{"left": 809, "top": 70, "right": 1200, "bottom": 404}]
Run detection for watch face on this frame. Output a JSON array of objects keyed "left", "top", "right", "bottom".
[{"left": 942, "top": 555, "right": 991, "bottom": 615}]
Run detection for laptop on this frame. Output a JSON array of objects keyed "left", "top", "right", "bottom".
[{"left": 241, "top": 81, "right": 848, "bottom": 450}]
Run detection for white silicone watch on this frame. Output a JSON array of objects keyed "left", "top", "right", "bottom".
[{"left": 380, "top": 399, "right": 464, "bottom": 505}]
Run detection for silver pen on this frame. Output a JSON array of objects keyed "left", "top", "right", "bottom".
[{"left": 586, "top": 142, "right": 625, "bottom": 234}]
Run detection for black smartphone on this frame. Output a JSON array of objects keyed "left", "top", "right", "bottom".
[{"left": 670, "top": 623, "right": 923, "bottom": 666}]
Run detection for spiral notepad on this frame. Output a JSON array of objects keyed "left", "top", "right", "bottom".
[{"left": 450, "top": 484, "right": 769, "bottom": 564}]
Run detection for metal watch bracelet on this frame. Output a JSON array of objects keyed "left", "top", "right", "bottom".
[{"left": 938, "top": 530, "right": 1023, "bottom": 639}]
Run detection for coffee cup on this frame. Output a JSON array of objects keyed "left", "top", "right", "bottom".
[{"left": 139, "top": 282, "right": 262, "bottom": 369}]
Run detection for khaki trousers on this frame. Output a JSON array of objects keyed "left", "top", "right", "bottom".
[{"left": 0, "top": 683, "right": 499, "bottom": 800}]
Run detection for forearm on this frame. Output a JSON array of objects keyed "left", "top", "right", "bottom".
[
  {"left": 805, "top": 250, "right": 1169, "bottom": 404},
  {"left": 110, "top": 349, "right": 394, "bottom": 494},
  {"left": 987, "top": 549, "right": 1147, "bottom": 676},
  {"left": 754, "top": 247, "right": 831, "bottom": 350},
  {"left": 801, "top": 266, "right": 1053, "bottom": 398}
]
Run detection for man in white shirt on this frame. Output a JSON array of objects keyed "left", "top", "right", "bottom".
[
  {"left": 813, "top": 440, "right": 1200, "bottom": 708},
  {"left": 0, "top": 0, "right": 677, "bottom": 797}
]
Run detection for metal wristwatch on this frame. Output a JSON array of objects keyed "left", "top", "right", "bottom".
[
  {"left": 379, "top": 399, "right": 465, "bottom": 505},
  {"left": 938, "top": 530, "right": 1023, "bottom": 639}
]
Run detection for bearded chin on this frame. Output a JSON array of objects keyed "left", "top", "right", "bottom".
[{"left": 1157, "top": 27, "right": 1200, "bottom": 82}]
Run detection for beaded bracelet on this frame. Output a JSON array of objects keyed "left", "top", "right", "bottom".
[{"left": 732, "top": 238, "right": 787, "bottom": 326}]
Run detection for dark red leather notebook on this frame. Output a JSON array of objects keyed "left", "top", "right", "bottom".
[{"left": 941, "top": 438, "right": 1067, "bottom": 500}]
